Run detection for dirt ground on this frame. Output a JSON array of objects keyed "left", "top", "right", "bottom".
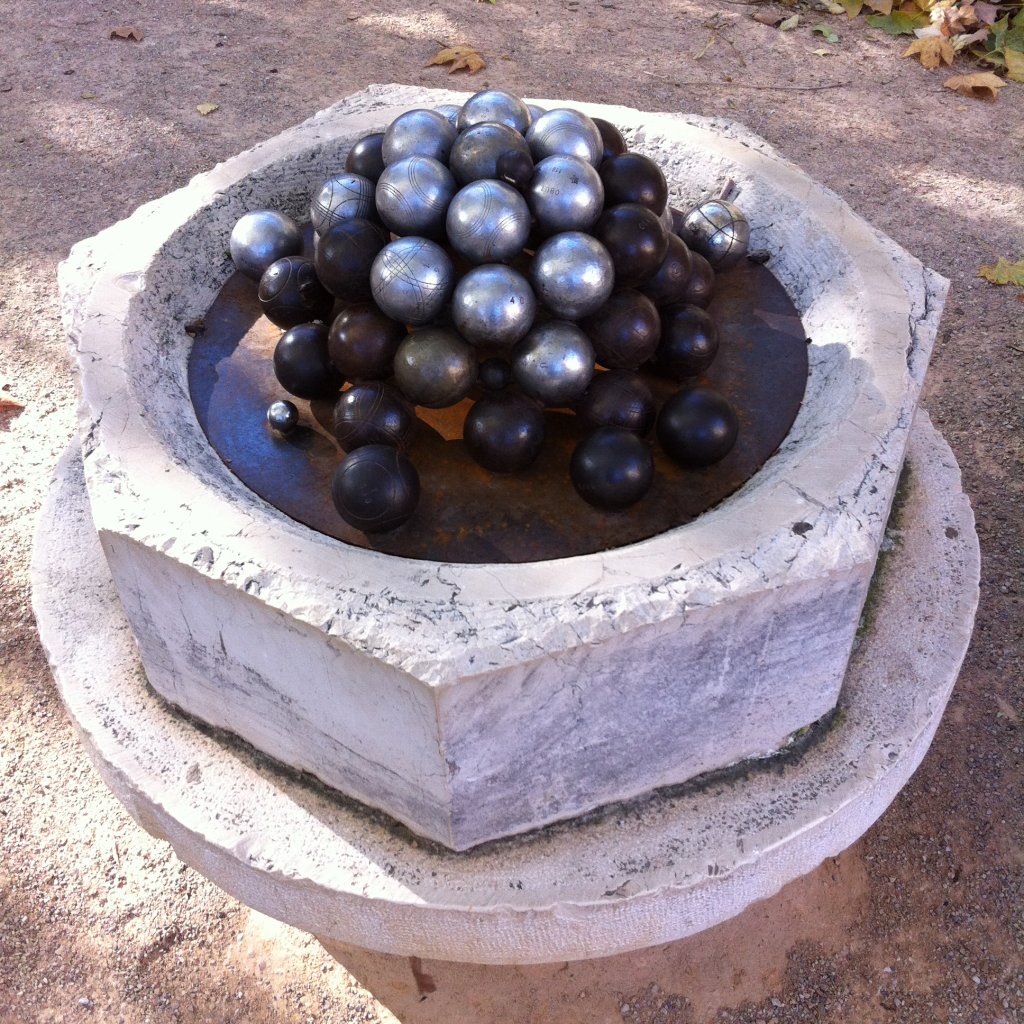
[{"left": 1, "top": 1, "right": 1022, "bottom": 1022}]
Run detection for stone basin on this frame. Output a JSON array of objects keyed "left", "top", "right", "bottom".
[{"left": 57, "top": 85, "right": 948, "bottom": 852}]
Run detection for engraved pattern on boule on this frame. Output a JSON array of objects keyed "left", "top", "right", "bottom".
[
  {"left": 375, "top": 156, "right": 456, "bottom": 238},
  {"left": 446, "top": 180, "right": 531, "bottom": 264},
  {"left": 525, "top": 108, "right": 604, "bottom": 167},
  {"left": 681, "top": 199, "right": 751, "bottom": 270},
  {"left": 370, "top": 236, "right": 455, "bottom": 326},
  {"left": 309, "top": 173, "right": 376, "bottom": 235},
  {"left": 382, "top": 108, "right": 457, "bottom": 166},
  {"left": 456, "top": 89, "right": 532, "bottom": 134}
]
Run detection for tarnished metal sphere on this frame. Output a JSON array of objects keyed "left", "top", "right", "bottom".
[
  {"left": 652, "top": 303, "right": 719, "bottom": 380},
  {"left": 393, "top": 327, "right": 477, "bottom": 408},
  {"left": 331, "top": 444, "right": 420, "bottom": 534},
  {"left": 639, "top": 233, "right": 694, "bottom": 307},
  {"left": 310, "top": 173, "right": 376, "bottom": 235},
  {"left": 314, "top": 218, "right": 389, "bottom": 302},
  {"left": 457, "top": 89, "right": 532, "bottom": 134},
  {"left": 328, "top": 303, "right": 406, "bottom": 382},
  {"left": 266, "top": 399, "right": 299, "bottom": 436},
  {"left": 345, "top": 133, "right": 386, "bottom": 183},
  {"left": 577, "top": 370, "right": 656, "bottom": 436},
  {"left": 451, "top": 264, "right": 536, "bottom": 349},
  {"left": 680, "top": 199, "right": 750, "bottom": 269},
  {"left": 273, "top": 322, "right": 343, "bottom": 400},
  {"left": 570, "top": 426, "right": 654, "bottom": 510},
  {"left": 592, "top": 117, "right": 627, "bottom": 163},
  {"left": 527, "top": 155, "right": 604, "bottom": 236},
  {"left": 332, "top": 381, "right": 417, "bottom": 451},
  {"left": 464, "top": 392, "right": 546, "bottom": 472},
  {"left": 600, "top": 153, "right": 669, "bottom": 214},
  {"left": 434, "top": 103, "right": 461, "bottom": 126},
  {"left": 446, "top": 180, "right": 531, "bottom": 265},
  {"left": 449, "top": 122, "right": 532, "bottom": 186},
  {"left": 529, "top": 231, "right": 615, "bottom": 320},
  {"left": 257, "top": 256, "right": 334, "bottom": 330},
  {"left": 580, "top": 289, "right": 661, "bottom": 370},
  {"left": 526, "top": 108, "right": 603, "bottom": 168},
  {"left": 681, "top": 251, "right": 716, "bottom": 308},
  {"left": 370, "top": 237, "right": 454, "bottom": 326},
  {"left": 375, "top": 156, "right": 456, "bottom": 239},
  {"left": 229, "top": 210, "right": 303, "bottom": 280},
  {"left": 496, "top": 149, "right": 535, "bottom": 192},
  {"left": 512, "top": 320, "right": 595, "bottom": 407},
  {"left": 382, "top": 108, "right": 457, "bottom": 166},
  {"left": 657, "top": 386, "right": 739, "bottom": 467}
]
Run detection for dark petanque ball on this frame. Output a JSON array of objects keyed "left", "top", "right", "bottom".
[
  {"left": 464, "top": 392, "right": 546, "bottom": 473},
  {"left": 266, "top": 399, "right": 299, "bottom": 436},
  {"left": 327, "top": 303, "right": 406, "bottom": 381},
  {"left": 314, "top": 218, "right": 390, "bottom": 302},
  {"left": 331, "top": 444, "right": 420, "bottom": 533},
  {"left": 580, "top": 289, "right": 660, "bottom": 370},
  {"left": 512, "top": 320, "right": 595, "bottom": 407},
  {"left": 332, "top": 381, "right": 416, "bottom": 451},
  {"left": 599, "top": 152, "right": 669, "bottom": 214},
  {"left": 592, "top": 203, "right": 669, "bottom": 284},
  {"left": 592, "top": 117, "right": 627, "bottom": 164},
  {"left": 450, "top": 122, "right": 531, "bottom": 186},
  {"left": 257, "top": 256, "right": 334, "bottom": 329},
  {"left": 273, "top": 322, "right": 343, "bottom": 400},
  {"left": 670, "top": 207, "right": 687, "bottom": 237},
  {"left": 496, "top": 148, "right": 535, "bottom": 193},
  {"left": 229, "top": 210, "right": 303, "bottom": 280},
  {"left": 570, "top": 426, "right": 654, "bottom": 510},
  {"left": 657, "top": 386, "right": 738, "bottom": 467},
  {"left": 652, "top": 304, "right": 720, "bottom": 379},
  {"left": 577, "top": 370, "right": 656, "bottom": 435},
  {"left": 345, "top": 132, "right": 386, "bottom": 183},
  {"left": 393, "top": 327, "right": 477, "bottom": 408},
  {"left": 679, "top": 251, "right": 716, "bottom": 308},
  {"left": 382, "top": 108, "right": 457, "bottom": 166},
  {"left": 639, "top": 233, "right": 694, "bottom": 307},
  {"left": 478, "top": 357, "right": 512, "bottom": 392}
]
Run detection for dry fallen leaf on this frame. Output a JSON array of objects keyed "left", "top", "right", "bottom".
[
  {"left": 1006, "top": 48, "right": 1024, "bottom": 83},
  {"left": 753, "top": 11, "right": 783, "bottom": 25},
  {"left": 943, "top": 70, "right": 1006, "bottom": 98},
  {"left": 779, "top": 14, "right": 800, "bottom": 30},
  {"left": 196, "top": 101, "right": 219, "bottom": 116},
  {"left": 0, "top": 397, "right": 24, "bottom": 414},
  {"left": 979, "top": 257, "right": 1024, "bottom": 286},
  {"left": 109, "top": 25, "right": 144, "bottom": 41},
  {"left": 425, "top": 44, "right": 486, "bottom": 74},
  {"left": 863, "top": 0, "right": 893, "bottom": 16},
  {"left": 904, "top": 36, "right": 955, "bottom": 67}
]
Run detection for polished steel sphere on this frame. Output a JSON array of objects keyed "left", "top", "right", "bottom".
[
  {"left": 446, "top": 180, "right": 531, "bottom": 264},
  {"left": 512, "top": 320, "right": 595, "bottom": 407},
  {"left": 680, "top": 199, "right": 750, "bottom": 269},
  {"left": 451, "top": 264, "right": 537, "bottom": 349},
  {"left": 229, "top": 210, "right": 303, "bottom": 280},
  {"left": 382, "top": 108, "right": 457, "bottom": 166},
  {"left": 526, "top": 108, "right": 603, "bottom": 167},
  {"left": 309, "top": 173, "right": 376, "bottom": 235},
  {"left": 457, "top": 89, "right": 532, "bottom": 134},
  {"left": 529, "top": 231, "right": 615, "bottom": 320},
  {"left": 526, "top": 103, "right": 547, "bottom": 124},
  {"left": 449, "top": 122, "right": 532, "bottom": 186},
  {"left": 266, "top": 399, "right": 299, "bottom": 435},
  {"left": 375, "top": 156, "right": 456, "bottom": 238},
  {"left": 393, "top": 327, "right": 477, "bottom": 408},
  {"left": 434, "top": 103, "right": 461, "bottom": 126},
  {"left": 370, "top": 237, "right": 454, "bottom": 326},
  {"left": 527, "top": 154, "right": 604, "bottom": 235}
]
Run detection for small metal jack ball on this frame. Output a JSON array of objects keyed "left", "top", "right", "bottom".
[{"left": 266, "top": 399, "right": 299, "bottom": 436}]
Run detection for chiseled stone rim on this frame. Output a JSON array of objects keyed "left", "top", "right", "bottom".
[
  {"left": 59, "top": 85, "right": 948, "bottom": 683},
  {"left": 30, "top": 412, "right": 979, "bottom": 963}
]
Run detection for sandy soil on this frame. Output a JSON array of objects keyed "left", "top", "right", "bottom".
[{"left": 1, "top": 1, "right": 1022, "bottom": 1022}]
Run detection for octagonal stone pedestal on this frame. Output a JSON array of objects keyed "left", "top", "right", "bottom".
[{"left": 53, "top": 86, "right": 950, "bottom": 853}]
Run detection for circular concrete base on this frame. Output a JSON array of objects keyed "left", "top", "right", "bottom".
[{"left": 31, "top": 412, "right": 978, "bottom": 965}]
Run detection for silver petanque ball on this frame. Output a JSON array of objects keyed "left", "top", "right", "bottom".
[
  {"left": 526, "top": 104, "right": 547, "bottom": 124},
  {"left": 393, "top": 327, "right": 477, "bottom": 408},
  {"left": 457, "top": 89, "right": 532, "bottom": 134},
  {"left": 382, "top": 108, "right": 457, "bottom": 166},
  {"left": 446, "top": 180, "right": 531, "bottom": 264},
  {"left": 266, "top": 399, "right": 300, "bottom": 435},
  {"left": 370, "top": 236, "right": 454, "bottom": 326},
  {"left": 512, "top": 320, "right": 595, "bottom": 407},
  {"left": 375, "top": 156, "right": 456, "bottom": 238},
  {"left": 451, "top": 264, "right": 537, "bottom": 349},
  {"left": 310, "top": 173, "right": 376, "bottom": 234},
  {"left": 530, "top": 231, "right": 615, "bottom": 319},
  {"left": 528, "top": 154, "right": 605, "bottom": 235},
  {"left": 680, "top": 199, "right": 751, "bottom": 269},
  {"left": 526, "top": 108, "right": 604, "bottom": 167},
  {"left": 449, "top": 122, "right": 532, "bottom": 186},
  {"left": 434, "top": 103, "right": 461, "bottom": 126},
  {"left": 229, "top": 210, "right": 303, "bottom": 280}
]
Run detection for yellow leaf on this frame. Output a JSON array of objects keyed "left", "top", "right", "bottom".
[
  {"left": 979, "top": 257, "right": 1024, "bottom": 286},
  {"left": 840, "top": 0, "right": 864, "bottom": 17},
  {"left": 196, "top": 101, "right": 219, "bottom": 116},
  {"left": 425, "top": 44, "right": 486, "bottom": 74},
  {"left": 1006, "top": 48, "right": 1024, "bottom": 82},
  {"left": 864, "top": 0, "right": 893, "bottom": 15},
  {"left": 903, "top": 36, "right": 955, "bottom": 66},
  {"left": 943, "top": 71, "right": 1006, "bottom": 98}
]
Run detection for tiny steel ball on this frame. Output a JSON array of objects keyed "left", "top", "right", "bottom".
[
  {"left": 592, "top": 203, "right": 669, "bottom": 284},
  {"left": 451, "top": 264, "right": 536, "bottom": 349},
  {"left": 266, "top": 399, "right": 299, "bottom": 436},
  {"left": 496, "top": 148, "right": 535, "bottom": 192},
  {"left": 529, "top": 231, "right": 615, "bottom": 320},
  {"left": 273, "top": 322, "right": 343, "bottom": 400},
  {"left": 638, "top": 233, "right": 694, "bottom": 307},
  {"left": 375, "top": 155, "right": 456, "bottom": 239},
  {"left": 527, "top": 154, "right": 605, "bottom": 236},
  {"left": 382, "top": 108, "right": 457, "bottom": 165},
  {"left": 345, "top": 132, "right": 386, "bottom": 183},
  {"left": 229, "top": 210, "right": 303, "bottom": 280},
  {"left": 680, "top": 251, "right": 716, "bottom": 308},
  {"left": 327, "top": 303, "right": 406, "bottom": 381},
  {"left": 592, "top": 117, "right": 628, "bottom": 163},
  {"left": 257, "top": 256, "right": 334, "bottom": 329},
  {"left": 464, "top": 392, "right": 546, "bottom": 473},
  {"left": 657, "top": 386, "right": 739, "bottom": 467},
  {"left": 457, "top": 89, "right": 532, "bottom": 134},
  {"left": 332, "top": 381, "right": 416, "bottom": 451},
  {"left": 526, "top": 108, "right": 604, "bottom": 167},
  {"left": 570, "top": 426, "right": 654, "bottom": 511},
  {"left": 512, "top": 320, "right": 595, "bottom": 407},
  {"left": 680, "top": 199, "right": 750, "bottom": 269},
  {"left": 651, "top": 304, "right": 720, "bottom": 379},
  {"left": 310, "top": 173, "right": 376, "bottom": 235},
  {"left": 577, "top": 370, "right": 656, "bottom": 435},
  {"left": 434, "top": 103, "right": 461, "bottom": 126},
  {"left": 449, "top": 122, "right": 532, "bottom": 186},
  {"left": 331, "top": 444, "right": 420, "bottom": 534},
  {"left": 580, "top": 289, "right": 661, "bottom": 370},
  {"left": 599, "top": 152, "right": 669, "bottom": 214},
  {"left": 446, "top": 180, "right": 532, "bottom": 265},
  {"left": 370, "top": 237, "right": 454, "bottom": 326},
  {"left": 314, "top": 218, "right": 390, "bottom": 302},
  {"left": 393, "top": 327, "right": 477, "bottom": 408},
  {"left": 478, "top": 357, "right": 512, "bottom": 392}
]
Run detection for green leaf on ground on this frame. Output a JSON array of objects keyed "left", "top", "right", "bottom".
[
  {"left": 779, "top": 14, "right": 800, "bottom": 30},
  {"left": 866, "top": 10, "right": 929, "bottom": 34},
  {"left": 979, "top": 258, "right": 1024, "bottom": 285},
  {"left": 812, "top": 23, "right": 840, "bottom": 42}
]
